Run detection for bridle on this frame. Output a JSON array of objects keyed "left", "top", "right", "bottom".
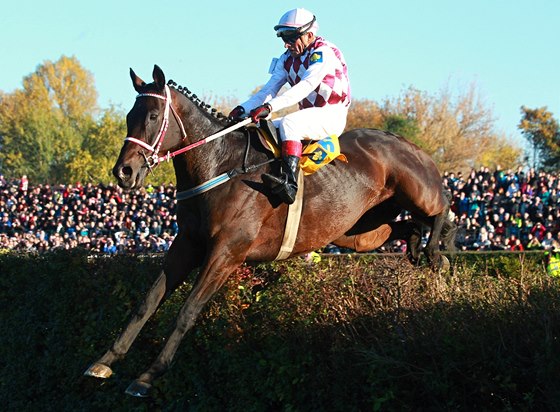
[
  {"left": 123, "top": 84, "right": 266, "bottom": 200},
  {"left": 125, "top": 84, "right": 188, "bottom": 170},
  {"left": 125, "top": 85, "right": 253, "bottom": 173}
]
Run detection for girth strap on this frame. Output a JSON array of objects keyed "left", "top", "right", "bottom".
[{"left": 275, "top": 171, "right": 305, "bottom": 260}]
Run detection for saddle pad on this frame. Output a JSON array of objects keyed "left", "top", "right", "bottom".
[
  {"left": 253, "top": 126, "right": 347, "bottom": 175},
  {"left": 300, "top": 135, "right": 348, "bottom": 175}
]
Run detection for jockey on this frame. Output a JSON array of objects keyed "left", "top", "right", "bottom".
[{"left": 229, "top": 8, "right": 351, "bottom": 204}]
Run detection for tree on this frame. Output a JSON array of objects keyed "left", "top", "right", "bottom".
[
  {"left": 0, "top": 56, "right": 98, "bottom": 182},
  {"left": 380, "top": 84, "right": 521, "bottom": 173},
  {"left": 66, "top": 107, "right": 125, "bottom": 183},
  {"left": 382, "top": 114, "right": 421, "bottom": 145},
  {"left": 344, "top": 84, "right": 521, "bottom": 173},
  {"left": 518, "top": 106, "right": 560, "bottom": 170},
  {"left": 345, "top": 98, "right": 384, "bottom": 131}
]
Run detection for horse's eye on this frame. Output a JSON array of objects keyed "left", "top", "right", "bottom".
[{"left": 150, "top": 113, "right": 159, "bottom": 121}]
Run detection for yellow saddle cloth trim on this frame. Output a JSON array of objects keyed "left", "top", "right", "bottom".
[
  {"left": 254, "top": 126, "right": 348, "bottom": 175},
  {"left": 300, "top": 135, "right": 348, "bottom": 176}
]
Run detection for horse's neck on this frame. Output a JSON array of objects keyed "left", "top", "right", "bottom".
[{"left": 176, "top": 102, "right": 245, "bottom": 188}]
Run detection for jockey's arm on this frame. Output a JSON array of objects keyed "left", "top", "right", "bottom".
[{"left": 240, "top": 56, "right": 287, "bottom": 113}]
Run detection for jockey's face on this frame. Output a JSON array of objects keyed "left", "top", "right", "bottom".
[{"left": 283, "top": 32, "right": 315, "bottom": 57}]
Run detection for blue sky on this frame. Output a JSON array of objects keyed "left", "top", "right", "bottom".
[{"left": 2, "top": 0, "right": 559, "bottom": 151}]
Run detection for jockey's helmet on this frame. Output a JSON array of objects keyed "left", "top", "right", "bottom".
[{"left": 274, "top": 8, "right": 318, "bottom": 44}]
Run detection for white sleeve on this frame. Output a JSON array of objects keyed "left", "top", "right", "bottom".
[
  {"left": 240, "top": 55, "right": 287, "bottom": 112},
  {"left": 267, "top": 46, "right": 338, "bottom": 112}
]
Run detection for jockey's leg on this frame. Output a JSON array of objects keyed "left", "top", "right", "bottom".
[
  {"left": 262, "top": 140, "right": 302, "bottom": 204},
  {"left": 262, "top": 106, "right": 347, "bottom": 204}
]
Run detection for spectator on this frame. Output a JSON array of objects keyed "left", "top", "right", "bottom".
[
  {"left": 542, "top": 232, "right": 555, "bottom": 250},
  {"left": 545, "top": 244, "right": 560, "bottom": 277},
  {"left": 531, "top": 222, "right": 547, "bottom": 242},
  {"left": 526, "top": 233, "right": 543, "bottom": 250}
]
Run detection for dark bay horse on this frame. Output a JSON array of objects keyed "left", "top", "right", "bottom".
[{"left": 84, "top": 65, "right": 456, "bottom": 397}]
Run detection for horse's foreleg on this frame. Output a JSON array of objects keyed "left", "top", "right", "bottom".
[
  {"left": 84, "top": 233, "right": 200, "bottom": 379},
  {"left": 125, "top": 249, "right": 245, "bottom": 397},
  {"left": 84, "top": 271, "right": 168, "bottom": 379}
]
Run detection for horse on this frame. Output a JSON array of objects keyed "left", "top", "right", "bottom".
[{"left": 84, "top": 65, "right": 456, "bottom": 397}]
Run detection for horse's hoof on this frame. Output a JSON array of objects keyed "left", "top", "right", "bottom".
[
  {"left": 125, "top": 379, "right": 152, "bottom": 397},
  {"left": 84, "top": 362, "right": 113, "bottom": 379},
  {"left": 440, "top": 255, "right": 450, "bottom": 272}
]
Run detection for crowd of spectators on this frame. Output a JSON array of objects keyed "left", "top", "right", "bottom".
[
  {"left": 0, "top": 165, "right": 559, "bottom": 254},
  {"left": 0, "top": 174, "right": 178, "bottom": 253},
  {"left": 443, "top": 165, "right": 560, "bottom": 252}
]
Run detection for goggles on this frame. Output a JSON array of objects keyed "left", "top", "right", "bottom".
[
  {"left": 275, "top": 15, "right": 316, "bottom": 45},
  {"left": 277, "top": 29, "right": 301, "bottom": 45}
]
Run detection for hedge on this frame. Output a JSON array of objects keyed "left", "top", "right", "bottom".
[{"left": 1, "top": 250, "right": 560, "bottom": 411}]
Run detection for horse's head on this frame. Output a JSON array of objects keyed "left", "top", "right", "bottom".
[{"left": 113, "top": 65, "right": 186, "bottom": 189}]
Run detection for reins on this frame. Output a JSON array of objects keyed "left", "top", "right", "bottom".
[
  {"left": 176, "top": 128, "right": 277, "bottom": 201},
  {"left": 126, "top": 85, "right": 253, "bottom": 166},
  {"left": 125, "top": 85, "right": 276, "bottom": 201}
]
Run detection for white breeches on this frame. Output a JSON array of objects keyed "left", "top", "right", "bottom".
[{"left": 272, "top": 105, "right": 348, "bottom": 142}]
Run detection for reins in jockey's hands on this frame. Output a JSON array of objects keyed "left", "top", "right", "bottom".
[
  {"left": 250, "top": 103, "right": 271, "bottom": 123},
  {"left": 228, "top": 105, "right": 246, "bottom": 121}
]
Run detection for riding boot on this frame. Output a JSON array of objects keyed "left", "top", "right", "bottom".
[{"left": 262, "top": 140, "right": 302, "bottom": 205}]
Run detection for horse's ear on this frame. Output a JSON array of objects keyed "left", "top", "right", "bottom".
[
  {"left": 130, "top": 68, "right": 146, "bottom": 93},
  {"left": 152, "top": 65, "right": 166, "bottom": 92}
]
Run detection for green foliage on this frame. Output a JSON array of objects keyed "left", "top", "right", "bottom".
[
  {"left": 1, "top": 252, "right": 560, "bottom": 411},
  {"left": 0, "top": 56, "right": 99, "bottom": 183},
  {"left": 382, "top": 114, "right": 421, "bottom": 145},
  {"left": 67, "top": 107, "right": 127, "bottom": 184},
  {"left": 519, "top": 106, "right": 560, "bottom": 170},
  {"left": 0, "top": 55, "right": 176, "bottom": 185}
]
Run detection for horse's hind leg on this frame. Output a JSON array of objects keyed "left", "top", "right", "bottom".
[
  {"left": 333, "top": 220, "right": 421, "bottom": 262},
  {"left": 84, "top": 232, "right": 201, "bottom": 379},
  {"left": 423, "top": 211, "right": 449, "bottom": 271},
  {"left": 125, "top": 243, "right": 247, "bottom": 397},
  {"left": 441, "top": 218, "right": 458, "bottom": 252},
  {"left": 405, "top": 222, "right": 423, "bottom": 265},
  {"left": 333, "top": 224, "right": 393, "bottom": 252}
]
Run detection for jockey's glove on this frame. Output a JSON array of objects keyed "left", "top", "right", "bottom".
[
  {"left": 228, "top": 105, "right": 245, "bottom": 121},
  {"left": 250, "top": 103, "right": 272, "bottom": 123}
]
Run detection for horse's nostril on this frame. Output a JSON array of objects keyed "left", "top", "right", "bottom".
[{"left": 121, "top": 166, "right": 133, "bottom": 179}]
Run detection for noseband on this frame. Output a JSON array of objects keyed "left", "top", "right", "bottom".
[{"left": 125, "top": 84, "right": 187, "bottom": 169}]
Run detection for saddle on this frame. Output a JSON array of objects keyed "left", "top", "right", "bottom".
[
  {"left": 248, "top": 120, "right": 348, "bottom": 260},
  {"left": 250, "top": 120, "right": 348, "bottom": 175}
]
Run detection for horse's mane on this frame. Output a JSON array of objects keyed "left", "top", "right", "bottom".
[{"left": 167, "top": 80, "right": 233, "bottom": 126}]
